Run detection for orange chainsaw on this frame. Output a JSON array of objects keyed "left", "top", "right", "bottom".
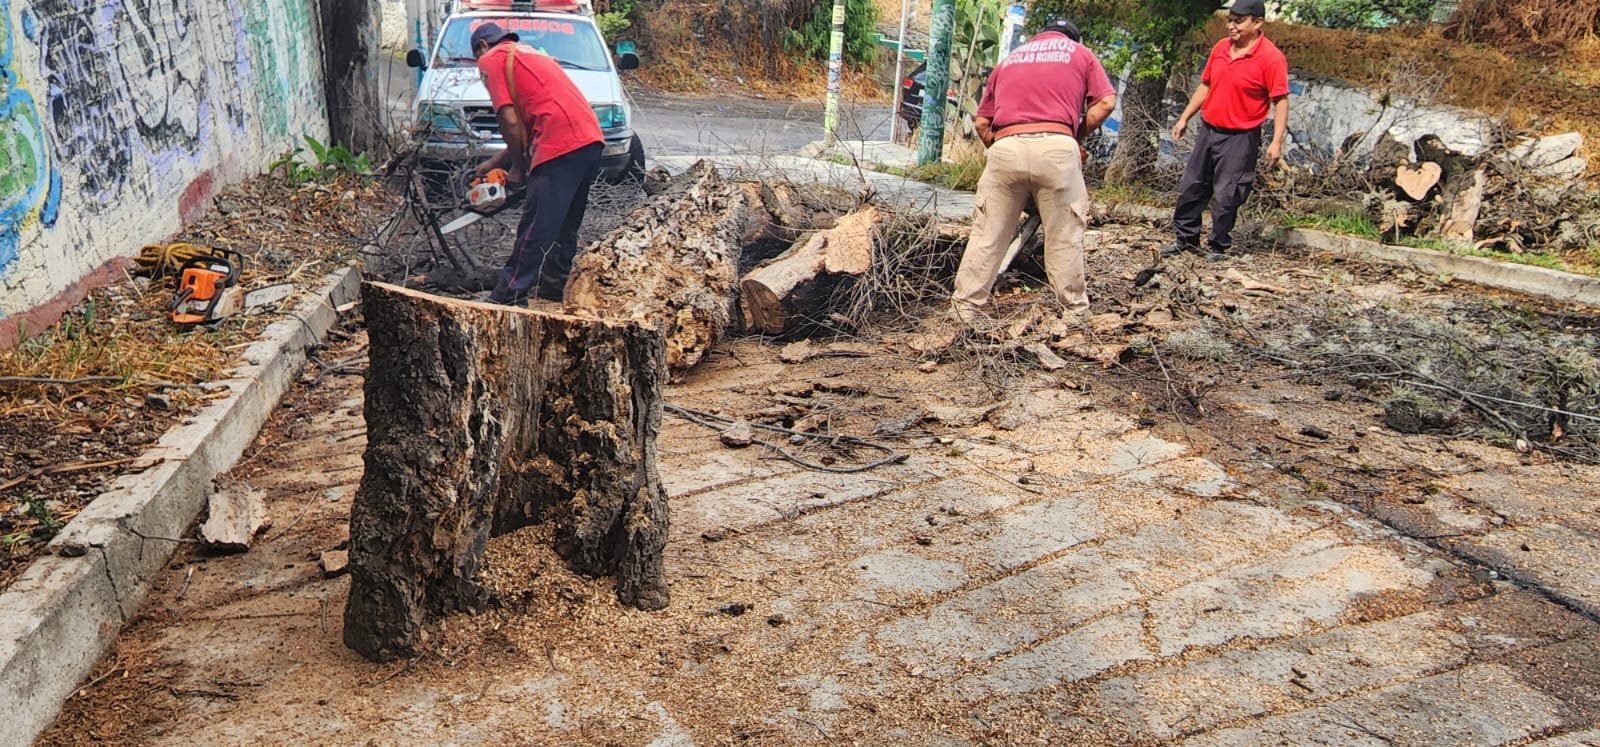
[
  {"left": 440, "top": 168, "right": 523, "bottom": 235},
  {"left": 169, "top": 250, "right": 295, "bottom": 325}
]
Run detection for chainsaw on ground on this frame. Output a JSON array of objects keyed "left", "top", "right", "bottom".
[
  {"left": 440, "top": 168, "right": 526, "bottom": 235},
  {"left": 168, "top": 249, "right": 296, "bottom": 326}
]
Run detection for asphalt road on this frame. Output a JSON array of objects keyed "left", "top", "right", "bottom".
[{"left": 629, "top": 91, "right": 896, "bottom": 157}]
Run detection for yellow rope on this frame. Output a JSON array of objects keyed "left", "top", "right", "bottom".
[{"left": 134, "top": 243, "right": 224, "bottom": 280}]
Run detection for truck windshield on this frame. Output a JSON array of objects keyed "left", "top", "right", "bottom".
[{"left": 434, "top": 16, "right": 610, "bottom": 71}]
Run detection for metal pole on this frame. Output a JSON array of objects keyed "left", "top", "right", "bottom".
[
  {"left": 955, "top": 2, "right": 985, "bottom": 130},
  {"left": 823, "top": 0, "right": 847, "bottom": 143},
  {"left": 888, "top": 0, "right": 912, "bottom": 144},
  {"left": 917, "top": 0, "right": 956, "bottom": 165}
]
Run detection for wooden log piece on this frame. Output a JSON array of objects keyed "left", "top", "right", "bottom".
[
  {"left": 1394, "top": 162, "right": 1443, "bottom": 201},
  {"left": 343, "top": 282, "right": 670, "bottom": 663},
  {"left": 739, "top": 206, "right": 882, "bottom": 336},
  {"left": 564, "top": 160, "right": 750, "bottom": 370}
]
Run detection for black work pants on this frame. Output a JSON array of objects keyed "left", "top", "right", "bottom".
[
  {"left": 491, "top": 142, "right": 602, "bottom": 304},
  {"left": 1173, "top": 120, "right": 1260, "bottom": 252}
]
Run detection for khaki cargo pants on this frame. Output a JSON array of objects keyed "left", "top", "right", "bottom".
[{"left": 952, "top": 132, "right": 1091, "bottom": 312}]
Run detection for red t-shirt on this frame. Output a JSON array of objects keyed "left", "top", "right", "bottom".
[
  {"left": 478, "top": 42, "right": 603, "bottom": 168},
  {"left": 976, "top": 31, "right": 1115, "bottom": 132},
  {"left": 1199, "top": 35, "right": 1290, "bottom": 130}
]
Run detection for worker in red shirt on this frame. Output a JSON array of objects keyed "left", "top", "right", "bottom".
[
  {"left": 471, "top": 22, "right": 604, "bottom": 305},
  {"left": 1164, "top": 0, "right": 1290, "bottom": 261},
  {"left": 951, "top": 17, "right": 1116, "bottom": 323}
]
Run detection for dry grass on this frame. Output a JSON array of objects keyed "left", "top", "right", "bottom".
[
  {"left": 0, "top": 173, "right": 394, "bottom": 589},
  {"left": 626, "top": 0, "right": 893, "bottom": 101},
  {"left": 913, "top": 134, "right": 987, "bottom": 190}
]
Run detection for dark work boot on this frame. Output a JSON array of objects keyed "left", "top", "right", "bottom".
[{"left": 1160, "top": 241, "right": 1200, "bottom": 257}]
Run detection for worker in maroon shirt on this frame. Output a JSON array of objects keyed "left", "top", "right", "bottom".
[
  {"left": 951, "top": 17, "right": 1117, "bottom": 323},
  {"left": 471, "top": 22, "right": 604, "bottom": 306},
  {"left": 1164, "top": 0, "right": 1290, "bottom": 261}
]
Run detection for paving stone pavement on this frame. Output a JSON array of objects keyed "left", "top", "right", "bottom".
[{"left": 46, "top": 334, "right": 1600, "bottom": 744}]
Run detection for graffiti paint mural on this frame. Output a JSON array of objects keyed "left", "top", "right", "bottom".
[
  {"left": 34, "top": 0, "right": 135, "bottom": 208},
  {"left": 115, "top": 0, "right": 206, "bottom": 151},
  {"left": 244, "top": 0, "right": 315, "bottom": 138},
  {"left": 2, "top": 0, "right": 327, "bottom": 326},
  {"left": 0, "top": 1, "right": 61, "bottom": 270}
]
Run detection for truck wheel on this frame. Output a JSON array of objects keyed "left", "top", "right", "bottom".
[{"left": 607, "top": 136, "right": 647, "bottom": 185}]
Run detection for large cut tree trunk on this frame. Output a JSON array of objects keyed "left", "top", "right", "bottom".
[
  {"left": 320, "top": 0, "right": 383, "bottom": 153},
  {"left": 1105, "top": 74, "right": 1168, "bottom": 186},
  {"left": 344, "top": 282, "right": 670, "bottom": 663},
  {"left": 565, "top": 161, "right": 751, "bottom": 369},
  {"left": 740, "top": 206, "right": 882, "bottom": 336}
]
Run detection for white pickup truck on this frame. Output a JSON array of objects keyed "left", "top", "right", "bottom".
[{"left": 406, "top": 0, "right": 646, "bottom": 183}]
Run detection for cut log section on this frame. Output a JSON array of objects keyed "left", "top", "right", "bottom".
[
  {"left": 344, "top": 282, "right": 670, "bottom": 663},
  {"left": 1439, "top": 166, "right": 1488, "bottom": 244},
  {"left": 565, "top": 160, "right": 750, "bottom": 370},
  {"left": 740, "top": 206, "right": 882, "bottom": 336},
  {"left": 1393, "top": 162, "right": 1442, "bottom": 201}
]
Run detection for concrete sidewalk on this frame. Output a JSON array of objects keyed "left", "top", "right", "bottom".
[{"left": 0, "top": 270, "right": 360, "bottom": 746}]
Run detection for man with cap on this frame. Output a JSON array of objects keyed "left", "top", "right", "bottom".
[
  {"left": 471, "top": 22, "right": 604, "bottom": 305},
  {"left": 950, "top": 16, "right": 1116, "bottom": 323},
  {"left": 1164, "top": 0, "right": 1289, "bottom": 261}
]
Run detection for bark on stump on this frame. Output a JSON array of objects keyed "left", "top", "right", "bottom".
[
  {"left": 565, "top": 160, "right": 750, "bottom": 370},
  {"left": 344, "top": 282, "right": 670, "bottom": 663},
  {"left": 740, "top": 206, "right": 882, "bottom": 336}
]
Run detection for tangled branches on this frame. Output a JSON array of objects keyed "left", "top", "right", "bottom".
[{"left": 1248, "top": 295, "right": 1600, "bottom": 462}]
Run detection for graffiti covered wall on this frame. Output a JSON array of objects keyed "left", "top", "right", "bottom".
[{"left": 0, "top": 0, "right": 326, "bottom": 324}]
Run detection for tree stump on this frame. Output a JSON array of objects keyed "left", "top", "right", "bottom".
[
  {"left": 343, "top": 282, "right": 670, "bottom": 663},
  {"left": 564, "top": 161, "right": 751, "bottom": 370},
  {"left": 739, "top": 206, "right": 882, "bottom": 336}
]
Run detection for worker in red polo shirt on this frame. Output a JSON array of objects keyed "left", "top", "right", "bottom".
[
  {"left": 950, "top": 17, "right": 1116, "bottom": 323},
  {"left": 1164, "top": 0, "right": 1290, "bottom": 261},
  {"left": 471, "top": 22, "right": 604, "bottom": 306}
]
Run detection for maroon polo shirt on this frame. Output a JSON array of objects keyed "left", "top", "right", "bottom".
[
  {"left": 478, "top": 40, "right": 602, "bottom": 168},
  {"left": 976, "top": 31, "right": 1115, "bottom": 131},
  {"left": 1199, "top": 35, "right": 1290, "bottom": 131}
]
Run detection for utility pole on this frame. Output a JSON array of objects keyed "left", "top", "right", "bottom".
[
  {"left": 823, "top": 0, "right": 846, "bottom": 142},
  {"left": 888, "top": 0, "right": 912, "bottom": 144},
  {"left": 917, "top": 0, "right": 956, "bottom": 165}
]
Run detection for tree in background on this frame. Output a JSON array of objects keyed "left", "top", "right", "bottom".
[
  {"left": 320, "top": 0, "right": 383, "bottom": 153},
  {"left": 949, "top": 0, "right": 1009, "bottom": 138},
  {"left": 1024, "top": 0, "right": 1217, "bottom": 184},
  {"left": 789, "top": 0, "right": 880, "bottom": 66},
  {"left": 1285, "top": 0, "right": 1437, "bottom": 28}
]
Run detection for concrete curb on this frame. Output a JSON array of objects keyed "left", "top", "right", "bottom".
[
  {"left": 0, "top": 267, "right": 360, "bottom": 746},
  {"left": 1277, "top": 228, "right": 1600, "bottom": 308}
]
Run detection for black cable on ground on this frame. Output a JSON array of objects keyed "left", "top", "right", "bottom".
[{"left": 664, "top": 402, "right": 908, "bottom": 474}]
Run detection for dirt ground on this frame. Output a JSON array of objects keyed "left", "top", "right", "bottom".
[
  {"left": 0, "top": 177, "right": 393, "bottom": 591},
  {"left": 34, "top": 220, "right": 1600, "bottom": 744}
]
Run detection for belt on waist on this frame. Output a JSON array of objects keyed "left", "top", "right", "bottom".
[{"left": 994, "top": 122, "right": 1076, "bottom": 140}]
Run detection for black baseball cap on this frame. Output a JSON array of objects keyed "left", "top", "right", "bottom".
[
  {"left": 470, "top": 22, "right": 519, "bottom": 50},
  {"left": 1042, "top": 17, "right": 1082, "bottom": 41},
  {"left": 1226, "top": 0, "right": 1267, "bottom": 17}
]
